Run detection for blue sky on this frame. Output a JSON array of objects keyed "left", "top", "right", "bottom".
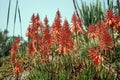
[{"left": 0, "top": 0, "right": 114, "bottom": 40}]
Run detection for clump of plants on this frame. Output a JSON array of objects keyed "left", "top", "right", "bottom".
[{"left": 8, "top": 8, "right": 120, "bottom": 80}]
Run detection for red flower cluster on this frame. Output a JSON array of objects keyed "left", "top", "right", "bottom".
[
  {"left": 99, "top": 30, "right": 114, "bottom": 53},
  {"left": 13, "top": 60, "right": 23, "bottom": 74},
  {"left": 96, "top": 21, "right": 114, "bottom": 52},
  {"left": 39, "top": 18, "right": 52, "bottom": 59},
  {"left": 88, "top": 21, "right": 114, "bottom": 53},
  {"left": 26, "top": 14, "right": 52, "bottom": 61},
  {"left": 58, "top": 19, "right": 74, "bottom": 54},
  {"left": 10, "top": 37, "right": 23, "bottom": 74},
  {"left": 51, "top": 10, "right": 62, "bottom": 43},
  {"left": 71, "top": 13, "right": 84, "bottom": 34},
  {"left": 105, "top": 10, "right": 120, "bottom": 29},
  {"left": 26, "top": 14, "right": 42, "bottom": 38},
  {"left": 10, "top": 37, "right": 20, "bottom": 64},
  {"left": 87, "top": 10, "right": 118, "bottom": 66},
  {"left": 88, "top": 49, "right": 103, "bottom": 66},
  {"left": 88, "top": 24, "right": 96, "bottom": 38},
  {"left": 50, "top": 10, "right": 74, "bottom": 54},
  {"left": 27, "top": 41, "right": 36, "bottom": 56},
  {"left": 10, "top": 37, "right": 20, "bottom": 55},
  {"left": 26, "top": 10, "right": 74, "bottom": 59}
]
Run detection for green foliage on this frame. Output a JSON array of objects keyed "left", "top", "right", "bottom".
[
  {"left": 28, "top": 54, "right": 116, "bottom": 80},
  {"left": 0, "top": 30, "right": 15, "bottom": 57},
  {"left": 0, "top": 56, "right": 12, "bottom": 80},
  {"left": 28, "top": 54, "right": 82, "bottom": 80},
  {"left": 0, "top": 30, "right": 26, "bottom": 58},
  {"left": 18, "top": 40, "right": 28, "bottom": 54},
  {"left": 79, "top": 0, "right": 105, "bottom": 29}
]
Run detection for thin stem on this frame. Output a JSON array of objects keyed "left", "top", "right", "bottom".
[
  {"left": 72, "top": 0, "right": 80, "bottom": 18},
  {"left": 6, "top": 0, "right": 11, "bottom": 31},
  {"left": 117, "top": 0, "right": 120, "bottom": 16}
]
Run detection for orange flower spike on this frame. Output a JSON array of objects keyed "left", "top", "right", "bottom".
[
  {"left": 71, "top": 13, "right": 84, "bottom": 34},
  {"left": 13, "top": 67, "right": 19, "bottom": 74},
  {"left": 51, "top": 10, "right": 62, "bottom": 42},
  {"left": 93, "top": 55, "right": 102, "bottom": 66},
  {"left": 13, "top": 60, "right": 23, "bottom": 74},
  {"left": 27, "top": 14, "right": 43, "bottom": 38},
  {"left": 51, "top": 10, "right": 61, "bottom": 29},
  {"left": 10, "top": 55, "right": 15, "bottom": 63},
  {"left": 95, "top": 21, "right": 105, "bottom": 39},
  {"left": 39, "top": 24, "right": 51, "bottom": 59},
  {"left": 88, "top": 49, "right": 103, "bottom": 66},
  {"left": 43, "top": 16, "right": 52, "bottom": 44},
  {"left": 10, "top": 45, "right": 17, "bottom": 55},
  {"left": 105, "top": 10, "right": 113, "bottom": 27},
  {"left": 15, "top": 37, "right": 20, "bottom": 44},
  {"left": 44, "top": 16, "right": 48, "bottom": 26},
  {"left": 53, "top": 10, "right": 62, "bottom": 28},
  {"left": 27, "top": 41, "right": 36, "bottom": 56},
  {"left": 77, "top": 17, "right": 84, "bottom": 33},
  {"left": 72, "top": 12, "right": 77, "bottom": 24},
  {"left": 88, "top": 24, "right": 95, "bottom": 33},
  {"left": 31, "top": 14, "right": 36, "bottom": 23},
  {"left": 15, "top": 60, "right": 22, "bottom": 68},
  {"left": 26, "top": 26, "right": 32, "bottom": 37},
  {"left": 88, "top": 49, "right": 98, "bottom": 59},
  {"left": 56, "top": 10, "right": 61, "bottom": 20},
  {"left": 96, "top": 21, "right": 114, "bottom": 51},
  {"left": 35, "top": 14, "right": 43, "bottom": 32},
  {"left": 71, "top": 13, "right": 77, "bottom": 33},
  {"left": 88, "top": 24, "right": 96, "bottom": 38},
  {"left": 58, "top": 19, "right": 74, "bottom": 54},
  {"left": 62, "top": 19, "right": 71, "bottom": 35},
  {"left": 106, "top": 10, "right": 113, "bottom": 19},
  {"left": 10, "top": 37, "right": 21, "bottom": 55},
  {"left": 105, "top": 10, "right": 119, "bottom": 29},
  {"left": 43, "top": 27, "right": 51, "bottom": 43},
  {"left": 36, "top": 13, "right": 40, "bottom": 22},
  {"left": 112, "top": 14, "right": 119, "bottom": 29},
  {"left": 100, "top": 30, "right": 114, "bottom": 51}
]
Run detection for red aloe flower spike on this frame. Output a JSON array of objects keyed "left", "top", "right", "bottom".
[
  {"left": 58, "top": 19, "right": 74, "bottom": 54},
  {"left": 15, "top": 37, "right": 20, "bottom": 44},
  {"left": 35, "top": 14, "right": 43, "bottom": 31},
  {"left": 100, "top": 30, "right": 114, "bottom": 52},
  {"left": 105, "top": 10, "right": 120, "bottom": 29},
  {"left": 10, "top": 55, "right": 15, "bottom": 63},
  {"left": 71, "top": 13, "right": 84, "bottom": 34},
  {"left": 10, "top": 37, "right": 21, "bottom": 55},
  {"left": 76, "top": 17, "right": 84, "bottom": 33},
  {"left": 106, "top": 10, "right": 113, "bottom": 19},
  {"left": 96, "top": 21, "right": 105, "bottom": 39},
  {"left": 56, "top": 10, "right": 61, "bottom": 20},
  {"left": 72, "top": 12, "right": 77, "bottom": 24},
  {"left": 51, "top": 10, "right": 62, "bottom": 43},
  {"left": 88, "top": 49, "right": 103, "bottom": 66},
  {"left": 88, "top": 24, "right": 96, "bottom": 38},
  {"left": 27, "top": 41, "right": 36, "bottom": 56},
  {"left": 96, "top": 21, "right": 114, "bottom": 53},
  {"left": 38, "top": 26, "right": 52, "bottom": 61},
  {"left": 44, "top": 16, "right": 48, "bottom": 26},
  {"left": 26, "top": 25, "right": 32, "bottom": 37},
  {"left": 36, "top": 13, "right": 40, "bottom": 22},
  {"left": 13, "top": 60, "right": 23, "bottom": 74},
  {"left": 43, "top": 27, "right": 51, "bottom": 44},
  {"left": 31, "top": 14, "right": 35, "bottom": 23}
]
